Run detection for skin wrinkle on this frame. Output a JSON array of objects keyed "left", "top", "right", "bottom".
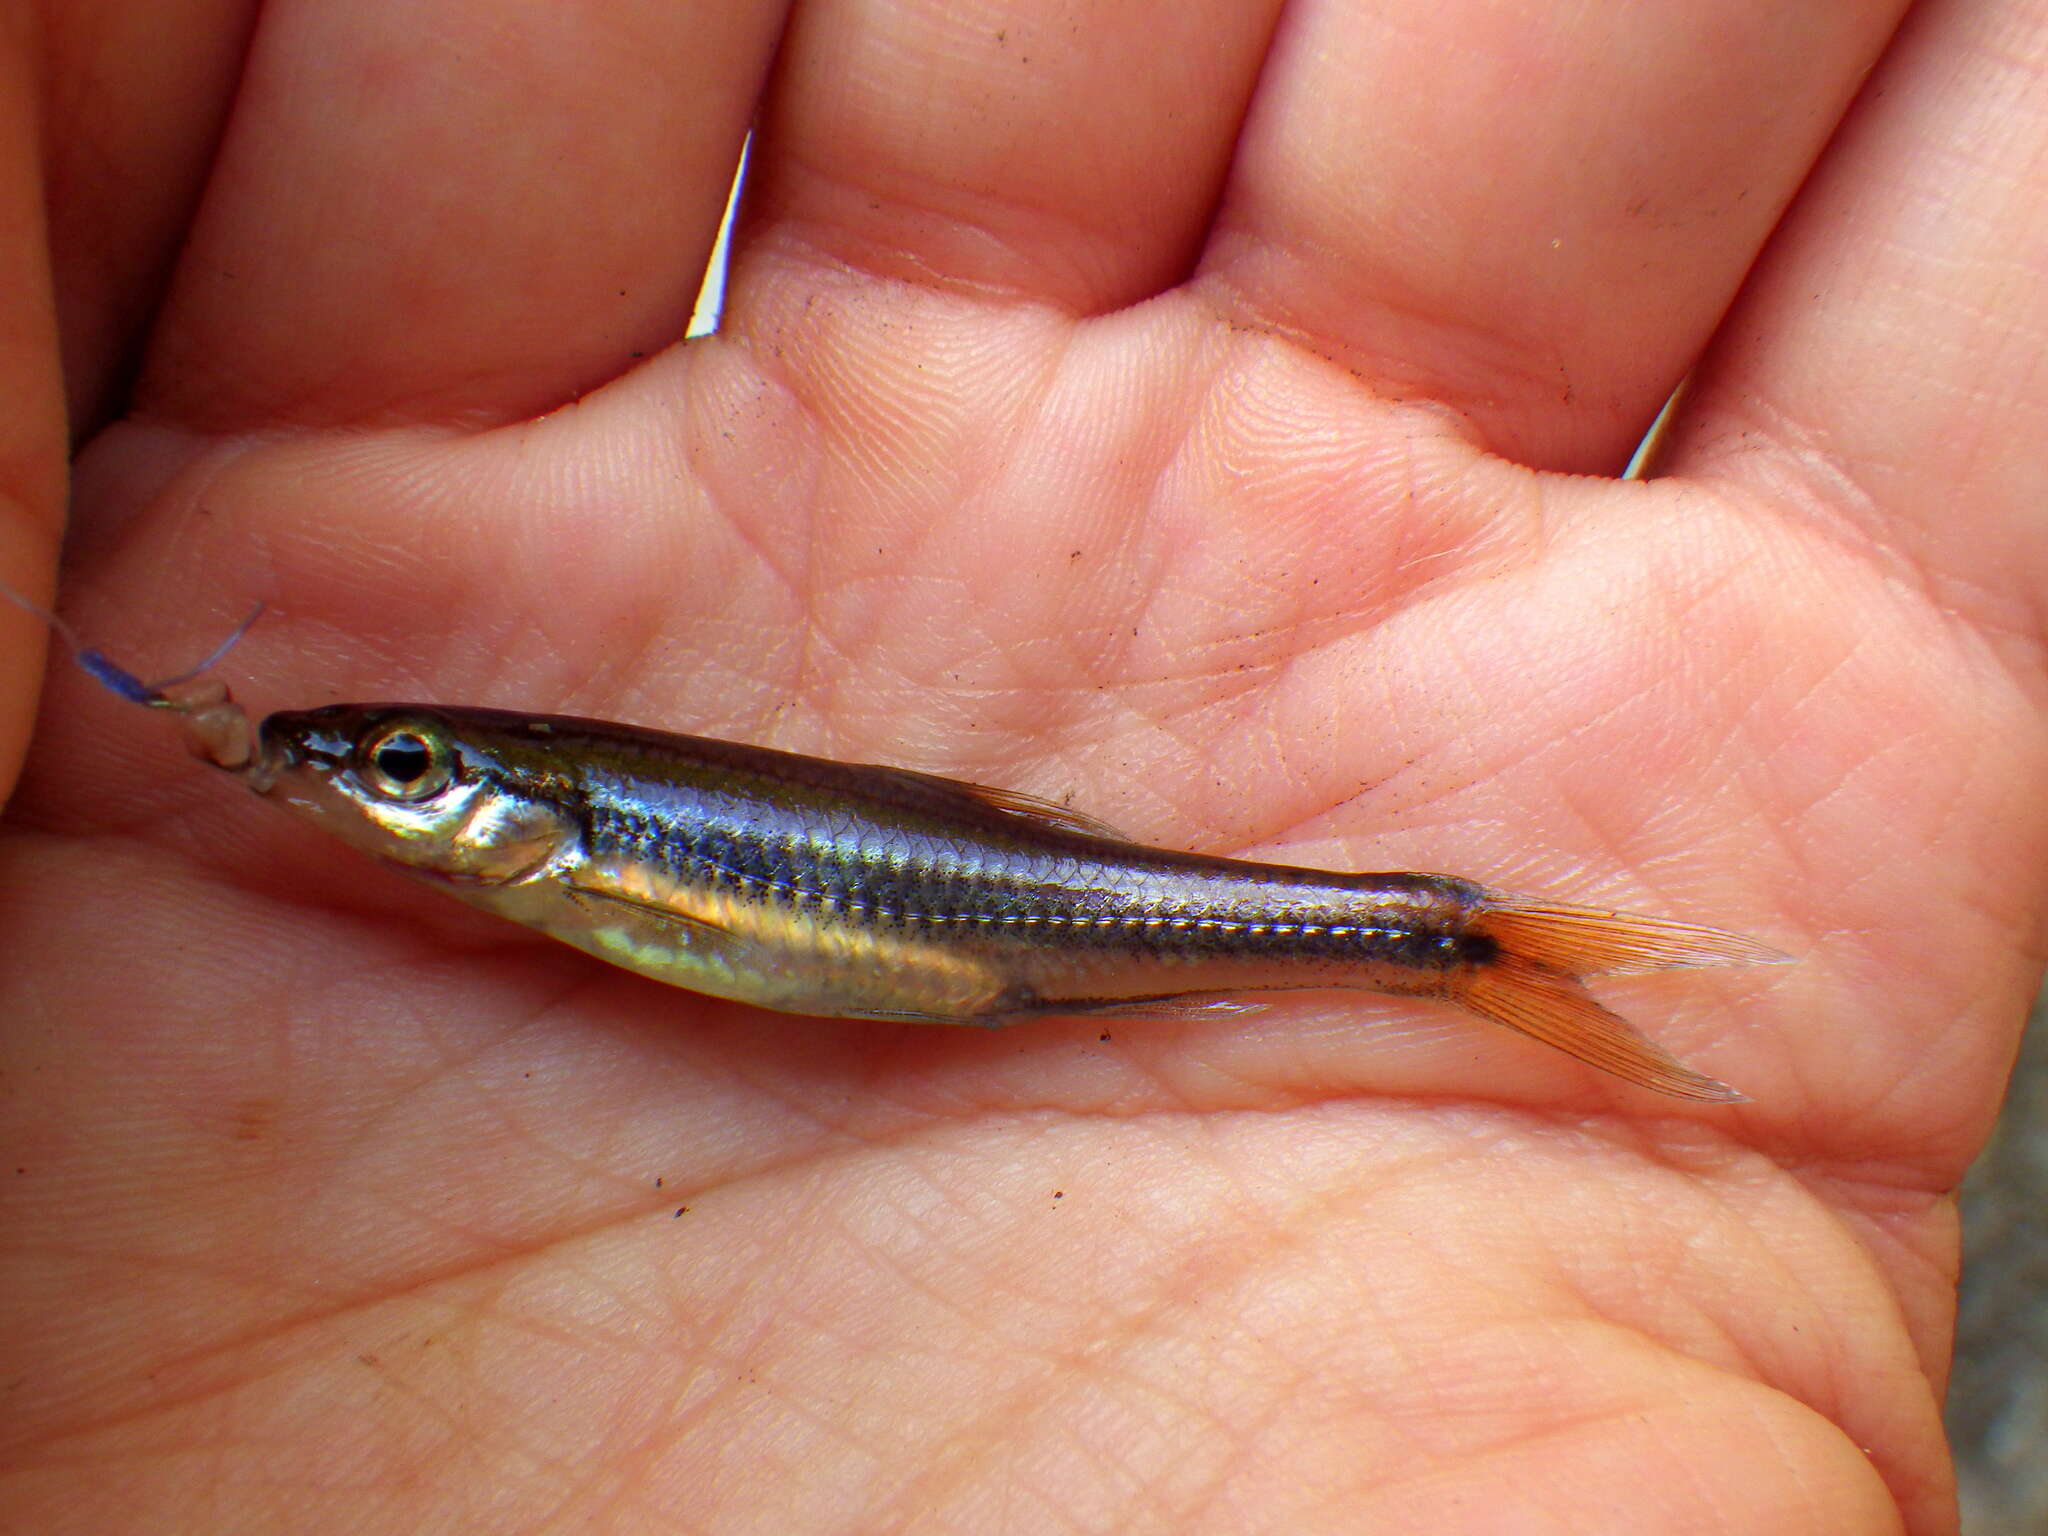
[
  {"left": 765, "top": 192, "right": 1051, "bottom": 316},
  {"left": 1464, "top": 1139, "right": 1930, "bottom": 1442},
  {"left": 644, "top": 528, "right": 813, "bottom": 697},
  {"left": 1218, "top": 387, "right": 1514, "bottom": 605},
  {"left": 4, "top": 1097, "right": 1916, "bottom": 1523},
  {"left": 1346, "top": 1323, "right": 1644, "bottom": 1483},
  {"left": 948, "top": 427, "right": 1528, "bottom": 836},
  {"left": 497, "top": 1265, "right": 660, "bottom": 1356},
  {"left": 861, "top": 586, "right": 1027, "bottom": 747},
  {"left": 1345, "top": 732, "right": 1493, "bottom": 838},
  {"left": 805, "top": 543, "right": 951, "bottom": 739},
  {"left": 614, "top": 1378, "right": 754, "bottom": 1521},
  {"left": 1373, "top": 1392, "right": 1859, "bottom": 1533},
  {"left": 671, "top": 1365, "right": 876, "bottom": 1489},
  {"left": 639, "top": 1300, "right": 804, "bottom": 1455},
  {"left": 408, "top": 1341, "right": 588, "bottom": 1493},
  {"left": 1858, "top": 1200, "right": 1963, "bottom": 1392},
  {"left": 1032, "top": 1351, "right": 1236, "bottom": 1507},
  {"left": 702, "top": 1345, "right": 887, "bottom": 1487},
  {"left": 1236, "top": 712, "right": 1433, "bottom": 856},
  {"left": 1704, "top": 393, "right": 2047, "bottom": 671},
  {"left": 757, "top": 80, "right": 1212, "bottom": 321},
  {"left": 746, "top": 281, "right": 988, "bottom": 493},
  {"left": 1011, "top": 1423, "right": 1156, "bottom": 1536},
  {"left": 1270, "top": 738, "right": 1464, "bottom": 849},
  {"left": 516, "top": 535, "right": 683, "bottom": 723},
  {"left": 668, "top": 351, "right": 820, "bottom": 621},
  {"left": 1741, "top": 1400, "right": 1846, "bottom": 1532},
  {"left": 14, "top": 1128, "right": 775, "bottom": 1453},
  {"left": 1417, "top": 1379, "right": 1726, "bottom": 1473},
  {"left": 572, "top": 1342, "right": 780, "bottom": 1483},
  {"left": 1716, "top": 1233, "right": 1932, "bottom": 1452},
  {"left": 1034, "top": 1334, "right": 1242, "bottom": 1482},
  {"left": 885, "top": 1360, "right": 1085, "bottom": 1525},
  {"left": 1727, "top": 1229, "right": 1945, "bottom": 1442},
  {"left": 709, "top": 1027, "right": 885, "bottom": 1143},
  {"left": 1527, "top": 710, "right": 1669, "bottom": 874},
  {"left": 549, "top": 1458, "right": 661, "bottom": 1536},
  {"left": 1829, "top": 720, "right": 1964, "bottom": 851},
  {"left": 306, "top": 950, "right": 568, "bottom": 1107},
  {"left": 826, "top": 1168, "right": 1020, "bottom": 1337},
  {"left": 1202, "top": 247, "right": 1597, "bottom": 469},
  {"left": 1117, "top": 610, "right": 1359, "bottom": 709},
  {"left": 892, "top": 1256, "right": 1266, "bottom": 1530},
  {"left": 1563, "top": 1224, "right": 1830, "bottom": 1406},
  {"left": 11, "top": 1293, "right": 493, "bottom": 1464},
  {"left": 1003, "top": 378, "right": 1171, "bottom": 696},
  {"left": 1146, "top": 1384, "right": 1295, "bottom": 1534}
]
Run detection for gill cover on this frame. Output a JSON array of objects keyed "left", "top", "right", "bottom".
[{"left": 257, "top": 706, "right": 579, "bottom": 885}]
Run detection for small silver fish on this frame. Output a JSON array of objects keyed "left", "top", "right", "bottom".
[
  {"left": 238, "top": 699, "right": 1778, "bottom": 1102},
  {"left": 13, "top": 585, "right": 1782, "bottom": 1103}
]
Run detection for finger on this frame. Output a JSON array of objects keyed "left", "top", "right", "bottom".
[
  {"left": 0, "top": 30, "right": 69, "bottom": 804},
  {"left": 1665, "top": 0, "right": 2048, "bottom": 631},
  {"left": 42, "top": 0, "right": 257, "bottom": 436},
  {"left": 743, "top": 0, "right": 1283, "bottom": 313},
  {"left": 138, "top": 0, "right": 786, "bottom": 431},
  {"left": 1205, "top": 0, "right": 1904, "bottom": 472}
]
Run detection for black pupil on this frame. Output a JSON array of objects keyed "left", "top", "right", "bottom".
[{"left": 373, "top": 735, "right": 434, "bottom": 785}]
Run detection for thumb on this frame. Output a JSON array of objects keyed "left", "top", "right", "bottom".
[{"left": 0, "top": 35, "right": 69, "bottom": 805}]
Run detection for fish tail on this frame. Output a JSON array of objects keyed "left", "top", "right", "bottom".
[
  {"left": 1449, "top": 958, "right": 1748, "bottom": 1103},
  {"left": 1444, "top": 894, "right": 1784, "bottom": 1102},
  {"left": 1470, "top": 895, "right": 1790, "bottom": 975}
]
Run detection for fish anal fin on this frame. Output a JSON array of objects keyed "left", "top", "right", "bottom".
[
  {"left": 1453, "top": 961, "right": 1747, "bottom": 1104},
  {"left": 868, "top": 764, "right": 1129, "bottom": 840},
  {"left": 1475, "top": 897, "right": 1790, "bottom": 977}
]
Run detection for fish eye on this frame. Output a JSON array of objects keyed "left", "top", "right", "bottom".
[{"left": 357, "top": 724, "right": 455, "bottom": 801}]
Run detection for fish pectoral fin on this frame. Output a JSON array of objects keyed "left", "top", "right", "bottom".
[
  {"left": 1452, "top": 960, "right": 1747, "bottom": 1103},
  {"left": 561, "top": 881, "right": 747, "bottom": 951}
]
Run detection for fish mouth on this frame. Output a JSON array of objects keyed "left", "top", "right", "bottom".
[
  {"left": 244, "top": 742, "right": 283, "bottom": 796},
  {"left": 249, "top": 709, "right": 356, "bottom": 797}
]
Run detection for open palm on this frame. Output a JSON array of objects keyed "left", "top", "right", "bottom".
[{"left": 4, "top": 3, "right": 2044, "bottom": 1532}]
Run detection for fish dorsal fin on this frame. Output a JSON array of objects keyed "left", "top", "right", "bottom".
[{"left": 865, "top": 764, "right": 1129, "bottom": 841}]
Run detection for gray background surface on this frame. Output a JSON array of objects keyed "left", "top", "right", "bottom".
[{"left": 1951, "top": 987, "right": 2048, "bottom": 1535}]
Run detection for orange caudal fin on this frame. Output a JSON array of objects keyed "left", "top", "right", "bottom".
[
  {"left": 1453, "top": 960, "right": 1748, "bottom": 1104},
  {"left": 1473, "top": 896, "right": 1791, "bottom": 977}
]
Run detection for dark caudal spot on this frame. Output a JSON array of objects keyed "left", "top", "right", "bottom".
[{"left": 1454, "top": 931, "right": 1500, "bottom": 967}]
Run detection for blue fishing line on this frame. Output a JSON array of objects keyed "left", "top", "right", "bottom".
[
  {"left": 0, "top": 577, "right": 263, "bottom": 703},
  {"left": 74, "top": 649, "right": 161, "bottom": 703}
]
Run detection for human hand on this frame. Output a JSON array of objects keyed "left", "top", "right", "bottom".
[{"left": 4, "top": 3, "right": 2042, "bottom": 1532}]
